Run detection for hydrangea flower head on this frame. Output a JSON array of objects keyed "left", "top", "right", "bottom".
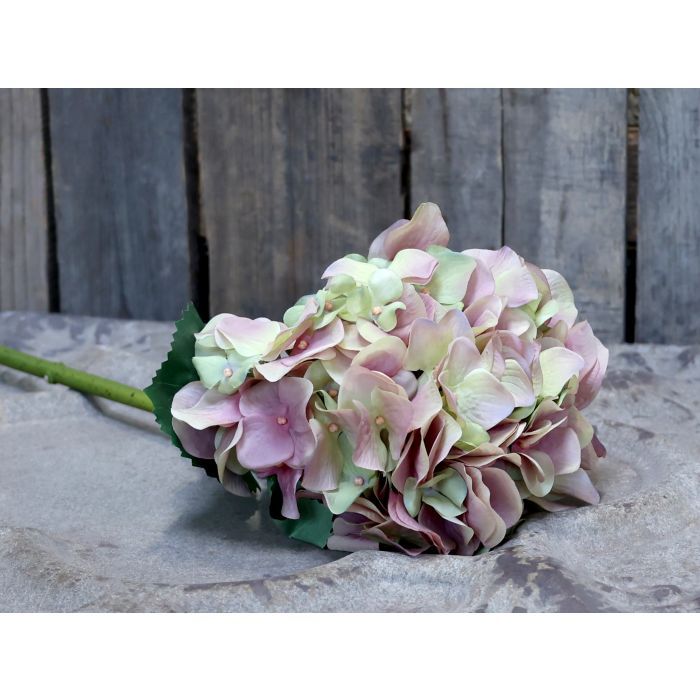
[{"left": 170, "top": 203, "right": 608, "bottom": 555}]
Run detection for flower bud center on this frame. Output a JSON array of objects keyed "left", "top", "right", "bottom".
[
  {"left": 374, "top": 415, "right": 385, "bottom": 427},
  {"left": 324, "top": 301, "right": 334, "bottom": 312},
  {"left": 372, "top": 306, "right": 383, "bottom": 316},
  {"left": 328, "top": 388, "right": 338, "bottom": 398},
  {"left": 223, "top": 367, "right": 233, "bottom": 378},
  {"left": 276, "top": 416, "right": 288, "bottom": 425},
  {"left": 353, "top": 477, "right": 365, "bottom": 486},
  {"left": 328, "top": 422, "right": 338, "bottom": 433},
  {"left": 297, "top": 339, "right": 309, "bottom": 350}
]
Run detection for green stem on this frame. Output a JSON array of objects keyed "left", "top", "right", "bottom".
[{"left": 0, "top": 344, "right": 154, "bottom": 413}]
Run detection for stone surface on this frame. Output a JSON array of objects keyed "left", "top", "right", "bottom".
[{"left": 1, "top": 311, "right": 699, "bottom": 612}]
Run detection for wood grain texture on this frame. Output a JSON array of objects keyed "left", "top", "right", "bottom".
[
  {"left": 0, "top": 89, "right": 50, "bottom": 311},
  {"left": 197, "top": 89, "right": 403, "bottom": 320},
  {"left": 49, "top": 89, "right": 191, "bottom": 320},
  {"left": 409, "top": 88, "right": 502, "bottom": 249},
  {"left": 503, "top": 89, "right": 627, "bottom": 342},
  {"left": 637, "top": 89, "right": 700, "bottom": 343}
]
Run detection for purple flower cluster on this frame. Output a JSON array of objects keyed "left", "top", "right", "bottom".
[{"left": 171, "top": 203, "right": 608, "bottom": 555}]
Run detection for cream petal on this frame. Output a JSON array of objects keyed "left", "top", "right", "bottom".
[
  {"left": 451, "top": 368, "right": 515, "bottom": 429},
  {"left": 538, "top": 346, "right": 585, "bottom": 398}
]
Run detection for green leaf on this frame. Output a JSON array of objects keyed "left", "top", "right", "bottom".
[
  {"left": 144, "top": 302, "right": 218, "bottom": 478},
  {"left": 268, "top": 477, "right": 333, "bottom": 549}
]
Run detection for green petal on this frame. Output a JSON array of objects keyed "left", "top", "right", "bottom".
[
  {"left": 376, "top": 301, "right": 406, "bottom": 331},
  {"left": 455, "top": 417, "right": 490, "bottom": 450},
  {"left": 328, "top": 274, "right": 357, "bottom": 295},
  {"left": 193, "top": 352, "right": 254, "bottom": 394},
  {"left": 422, "top": 492, "right": 466, "bottom": 519},
  {"left": 324, "top": 435, "right": 376, "bottom": 514},
  {"left": 369, "top": 268, "right": 403, "bottom": 305},
  {"left": 538, "top": 347, "right": 584, "bottom": 398},
  {"left": 403, "top": 477, "right": 421, "bottom": 517},
  {"left": 434, "top": 468, "right": 467, "bottom": 507},
  {"left": 426, "top": 246, "right": 476, "bottom": 305}
]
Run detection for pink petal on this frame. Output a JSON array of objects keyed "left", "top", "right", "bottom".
[
  {"left": 277, "top": 377, "right": 314, "bottom": 432},
  {"left": 171, "top": 381, "right": 242, "bottom": 430},
  {"left": 391, "top": 285, "right": 430, "bottom": 342},
  {"left": 479, "top": 466, "right": 523, "bottom": 528},
  {"left": 389, "top": 248, "right": 439, "bottom": 283},
  {"left": 410, "top": 377, "right": 443, "bottom": 431},
  {"left": 463, "top": 257, "right": 496, "bottom": 306},
  {"left": 465, "top": 294, "right": 503, "bottom": 332},
  {"left": 367, "top": 217, "right": 409, "bottom": 259},
  {"left": 236, "top": 415, "right": 294, "bottom": 469},
  {"left": 351, "top": 335, "right": 406, "bottom": 377},
  {"left": 276, "top": 466, "right": 302, "bottom": 519},
  {"left": 302, "top": 418, "right": 343, "bottom": 491},
  {"left": 239, "top": 380, "right": 283, "bottom": 418},
  {"left": 537, "top": 426, "right": 581, "bottom": 475},
  {"left": 172, "top": 419, "right": 217, "bottom": 459},
  {"left": 520, "top": 450, "right": 555, "bottom": 497},
  {"left": 257, "top": 319, "right": 344, "bottom": 382},
  {"left": 393, "top": 369, "right": 418, "bottom": 399},
  {"left": 393, "top": 431, "right": 430, "bottom": 491},
  {"left": 463, "top": 467, "right": 505, "bottom": 548},
  {"left": 553, "top": 469, "right": 600, "bottom": 505},
  {"left": 466, "top": 247, "right": 538, "bottom": 307},
  {"left": 565, "top": 321, "right": 609, "bottom": 408},
  {"left": 426, "top": 412, "right": 462, "bottom": 469},
  {"left": 350, "top": 401, "right": 388, "bottom": 471},
  {"left": 214, "top": 423, "right": 243, "bottom": 478},
  {"left": 372, "top": 388, "right": 414, "bottom": 460},
  {"left": 288, "top": 424, "right": 315, "bottom": 468},
  {"left": 369, "top": 202, "right": 449, "bottom": 260}
]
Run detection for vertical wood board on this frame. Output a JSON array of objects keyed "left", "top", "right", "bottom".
[
  {"left": 503, "top": 89, "right": 627, "bottom": 342},
  {"left": 637, "top": 89, "right": 700, "bottom": 343},
  {"left": 197, "top": 88, "right": 404, "bottom": 320},
  {"left": 410, "top": 88, "right": 503, "bottom": 250},
  {"left": 0, "top": 88, "right": 50, "bottom": 311},
  {"left": 49, "top": 89, "right": 191, "bottom": 320}
]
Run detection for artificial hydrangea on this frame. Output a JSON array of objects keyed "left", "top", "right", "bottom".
[{"left": 170, "top": 203, "right": 608, "bottom": 555}]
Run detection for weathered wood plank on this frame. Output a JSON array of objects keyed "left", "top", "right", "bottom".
[
  {"left": 197, "top": 89, "right": 403, "bottom": 320},
  {"left": 503, "top": 89, "right": 627, "bottom": 342},
  {"left": 637, "top": 89, "right": 700, "bottom": 343},
  {"left": 0, "top": 89, "right": 50, "bottom": 311},
  {"left": 49, "top": 89, "right": 191, "bottom": 320},
  {"left": 409, "top": 88, "right": 502, "bottom": 249}
]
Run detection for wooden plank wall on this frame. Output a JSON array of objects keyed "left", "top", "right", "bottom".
[
  {"left": 502, "top": 89, "right": 627, "bottom": 342},
  {"left": 637, "top": 89, "right": 700, "bottom": 343},
  {"left": 197, "top": 89, "right": 403, "bottom": 320},
  {"left": 1, "top": 88, "right": 699, "bottom": 345},
  {"left": 0, "top": 89, "right": 50, "bottom": 312},
  {"left": 410, "top": 88, "right": 503, "bottom": 250},
  {"left": 48, "top": 89, "right": 192, "bottom": 320}
]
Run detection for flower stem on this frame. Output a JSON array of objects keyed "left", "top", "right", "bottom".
[{"left": 0, "top": 344, "right": 154, "bottom": 413}]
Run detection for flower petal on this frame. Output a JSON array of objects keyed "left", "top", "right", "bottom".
[
  {"left": 171, "top": 381, "right": 241, "bottom": 430},
  {"left": 302, "top": 418, "right": 343, "bottom": 491},
  {"left": 369, "top": 202, "right": 449, "bottom": 260},
  {"left": 451, "top": 368, "right": 515, "bottom": 429},
  {"left": 425, "top": 247, "right": 476, "bottom": 305},
  {"left": 351, "top": 335, "right": 406, "bottom": 377},
  {"left": 389, "top": 248, "right": 439, "bottom": 284},
  {"left": 538, "top": 346, "right": 585, "bottom": 398},
  {"left": 236, "top": 415, "right": 294, "bottom": 469}
]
